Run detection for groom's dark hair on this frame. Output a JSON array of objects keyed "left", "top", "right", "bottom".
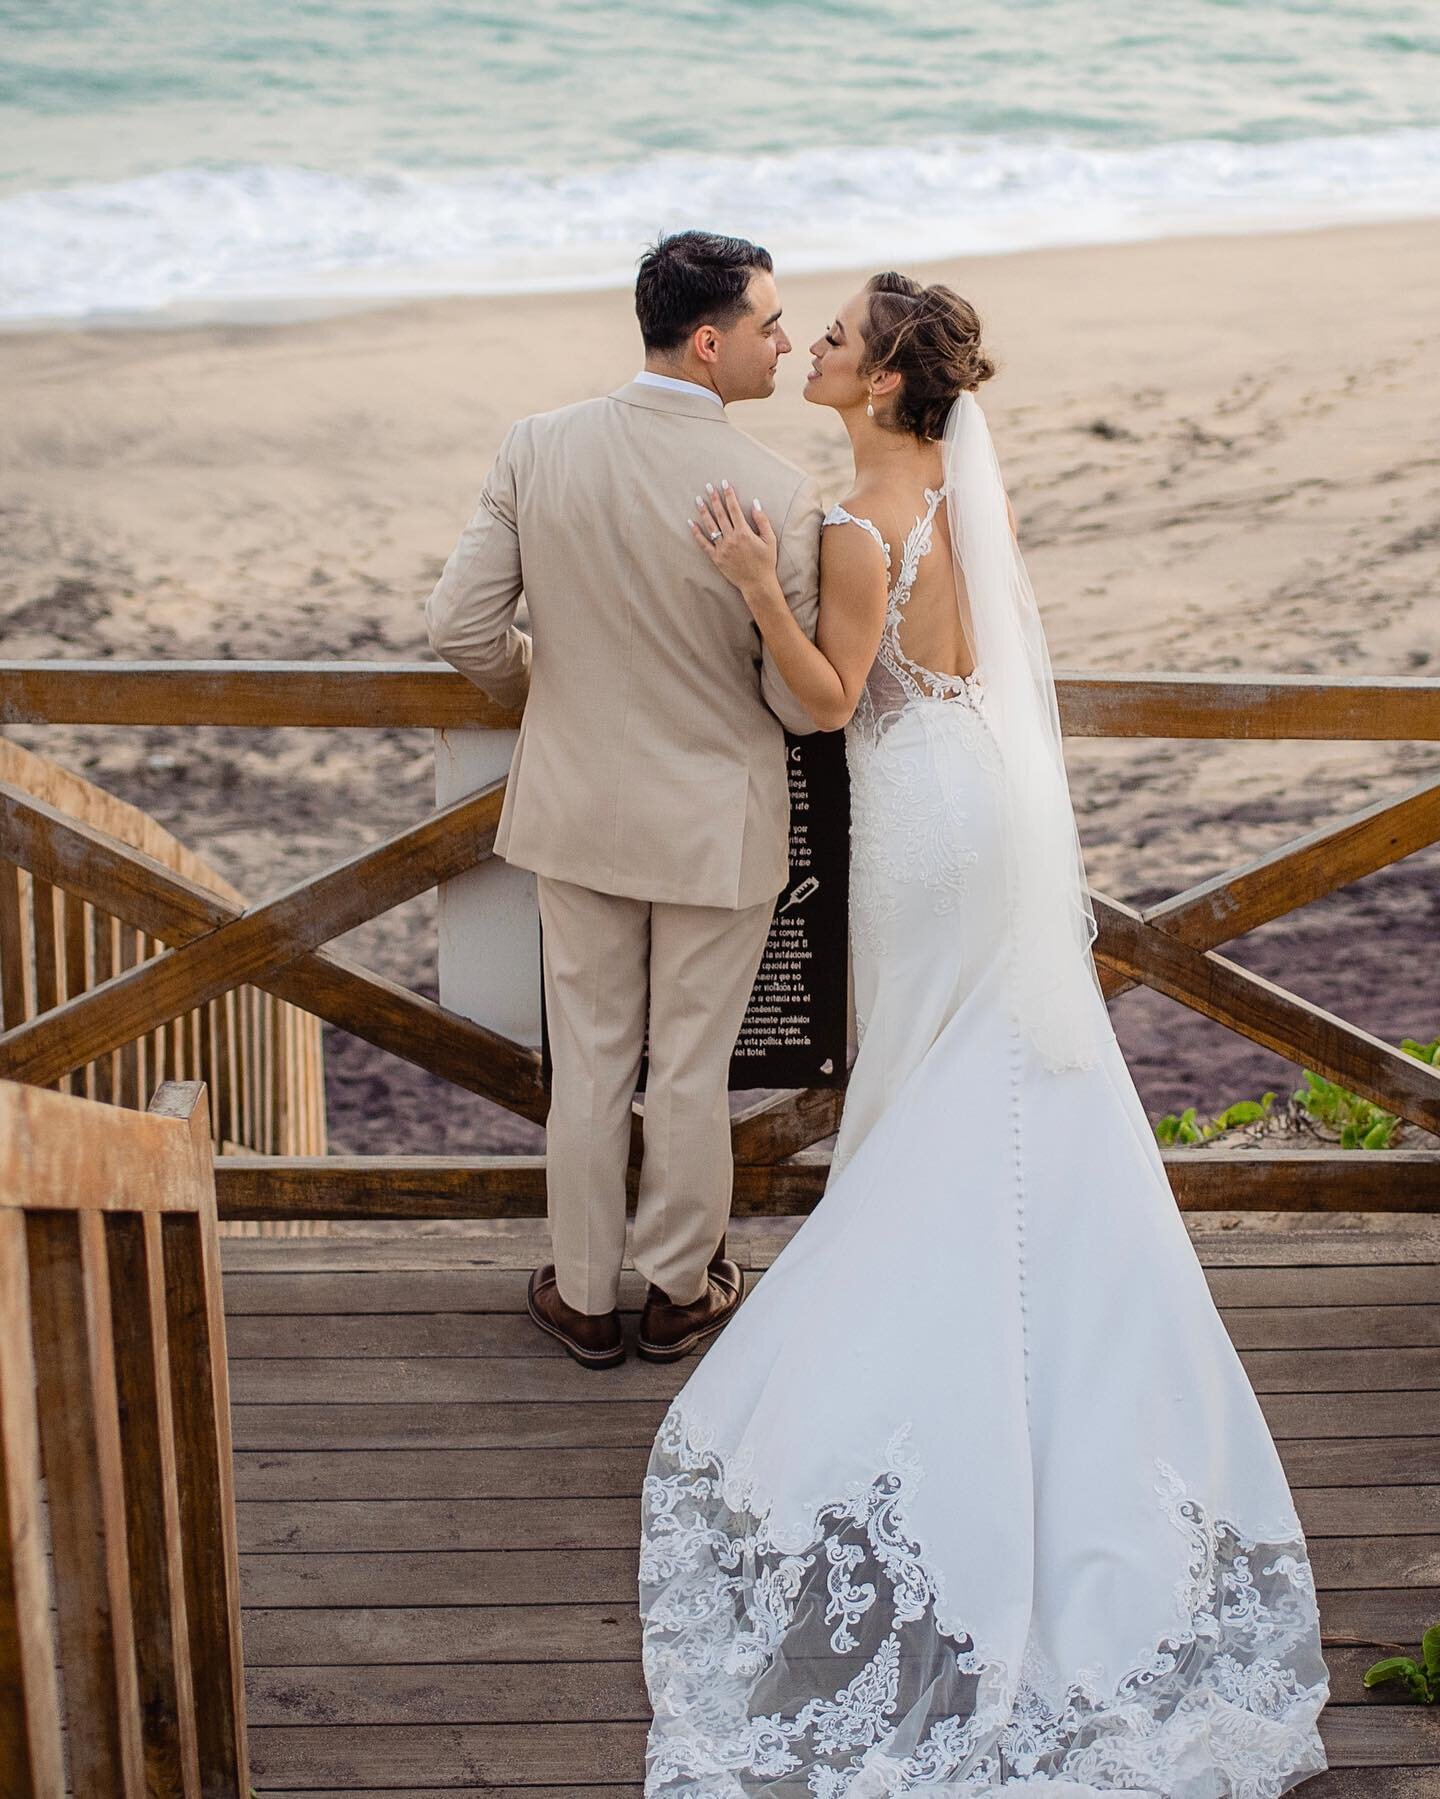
[{"left": 635, "top": 231, "right": 773, "bottom": 353}]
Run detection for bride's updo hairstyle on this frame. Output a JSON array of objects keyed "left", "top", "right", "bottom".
[{"left": 859, "top": 271, "right": 995, "bottom": 440}]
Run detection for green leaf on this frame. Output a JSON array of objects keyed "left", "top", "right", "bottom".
[
  {"left": 1364, "top": 1656, "right": 1421, "bottom": 1687},
  {"left": 1423, "top": 1624, "right": 1440, "bottom": 1679},
  {"left": 1362, "top": 1118, "right": 1396, "bottom": 1150},
  {"left": 1341, "top": 1123, "right": 1359, "bottom": 1150}
]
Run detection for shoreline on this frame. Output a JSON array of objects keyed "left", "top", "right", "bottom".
[
  {"left": 5, "top": 208, "right": 1440, "bottom": 338},
  {"left": 7, "top": 105, "right": 1440, "bottom": 330},
  {"left": 3, "top": 215, "right": 1439, "bottom": 1149}
]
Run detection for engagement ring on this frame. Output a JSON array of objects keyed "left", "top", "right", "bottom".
[{"left": 708, "top": 530, "right": 721, "bottom": 543}]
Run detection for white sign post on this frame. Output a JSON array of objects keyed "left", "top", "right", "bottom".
[{"left": 434, "top": 727, "right": 541, "bottom": 1048}]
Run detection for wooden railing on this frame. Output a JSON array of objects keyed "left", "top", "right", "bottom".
[
  {"left": 2, "top": 659, "right": 1439, "bottom": 1222},
  {"left": 0, "top": 1077, "right": 248, "bottom": 1798},
  {"left": 0, "top": 735, "right": 325, "bottom": 1158}
]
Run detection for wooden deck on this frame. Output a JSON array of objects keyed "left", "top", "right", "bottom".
[{"left": 224, "top": 1213, "right": 1440, "bottom": 1797}]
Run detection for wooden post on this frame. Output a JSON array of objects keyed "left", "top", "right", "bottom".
[
  {"left": 107, "top": 1210, "right": 203, "bottom": 1796},
  {"left": 158, "top": 1090, "right": 250, "bottom": 1793},
  {"left": 27, "top": 1208, "right": 147, "bottom": 1796},
  {"left": 0, "top": 1210, "right": 65, "bottom": 1797}
]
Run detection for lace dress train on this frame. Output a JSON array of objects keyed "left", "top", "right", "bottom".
[{"left": 638, "top": 494, "right": 1329, "bottom": 1797}]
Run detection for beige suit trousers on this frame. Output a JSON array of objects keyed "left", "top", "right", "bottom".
[{"left": 537, "top": 875, "right": 774, "bottom": 1315}]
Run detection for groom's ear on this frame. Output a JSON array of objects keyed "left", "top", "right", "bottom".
[{"left": 692, "top": 322, "right": 723, "bottom": 366}]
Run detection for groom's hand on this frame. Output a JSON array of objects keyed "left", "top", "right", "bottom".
[{"left": 690, "top": 478, "right": 779, "bottom": 600}]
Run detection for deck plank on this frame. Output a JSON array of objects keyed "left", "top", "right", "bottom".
[
  {"left": 248, "top": 1661, "right": 650, "bottom": 1725},
  {"left": 231, "top": 1401, "right": 670, "bottom": 1451},
  {"left": 245, "top": 1706, "right": 1440, "bottom": 1786},
  {"left": 241, "top": 1646, "right": 1438, "bottom": 1727},
  {"left": 238, "top": 1535, "right": 1439, "bottom": 1609},
  {"left": 1282, "top": 1439, "right": 1440, "bottom": 1486},
  {"left": 230, "top": 1389, "right": 1437, "bottom": 1448},
  {"left": 237, "top": 1496, "right": 640, "bottom": 1552},
  {"left": 228, "top": 1355, "right": 687, "bottom": 1404},
  {"left": 1259, "top": 1392, "right": 1439, "bottom": 1437},
  {"left": 218, "top": 1212, "right": 1440, "bottom": 1274},
  {"left": 242, "top": 1590, "right": 1440, "bottom": 1670},
  {"left": 225, "top": 1346, "right": 1440, "bottom": 1404},
  {"left": 243, "top": 1605, "right": 642, "bottom": 1667},
  {"left": 226, "top": 1303, "right": 1440, "bottom": 1358},
  {"left": 235, "top": 1446, "right": 648, "bottom": 1501},
  {"left": 247, "top": 1721, "right": 647, "bottom": 1787},
  {"left": 234, "top": 1485, "right": 1440, "bottom": 1553},
  {"left": 1226, "top": 1306, "right": 1440, "bottom": 1349},
  {"left": 222, "top": 1260, "right": 1440, "bottom": 1315},
  {"left": 233, "top": 1438, "right": 1440, "bottom": 1501}
]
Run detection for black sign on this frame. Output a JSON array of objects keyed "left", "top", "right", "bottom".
[
  {"left": 540, "top": 729, "right": 850, "bottom": 1092},
  {"left": 728, "top": 729, "right": 850, "bottom": 1090}
]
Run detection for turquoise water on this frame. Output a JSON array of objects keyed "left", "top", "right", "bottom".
[{"left": 2, "top": 0, "right": 1438, "bottom": 319}]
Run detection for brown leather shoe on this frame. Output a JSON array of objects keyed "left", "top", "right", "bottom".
[
  {"left": 526, "top": 1265, "right": 625, "bottom": 1369},
  {"left": 637, "top": 1256, "right": 745, "bottom": 1363}
]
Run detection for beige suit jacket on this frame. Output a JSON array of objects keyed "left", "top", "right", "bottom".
[{"left": 425, "top": 379, "right": 824, "bottom": 909}]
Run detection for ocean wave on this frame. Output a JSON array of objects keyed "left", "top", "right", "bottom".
[{"left": 4, "top": 128, "right": 1440, "bottom": 323}]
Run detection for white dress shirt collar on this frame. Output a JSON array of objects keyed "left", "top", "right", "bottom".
[{"left": 633, "top": 369, "right": 725, "bottom": 409}]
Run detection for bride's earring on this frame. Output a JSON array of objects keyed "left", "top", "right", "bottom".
[{"left": 866, "top": 388, "right": 875, "bottom": 418}]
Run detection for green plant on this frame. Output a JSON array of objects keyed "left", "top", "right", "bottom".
[
  {"left": 1364, "top": 1624, "right": 1440, "bottom": 1702},
  {"left": 1292, "top": 1070, "right": 1398, "bottom": 1149},
  {"left": 1155, "top": 1093, "right": 1275, "bottom": 1146},
  {"left": 1292, "top": 1038, "right": 1439, "bottom": 1149},
  {"left": 1153, "top": 1033, "right": 1439, "bottom": 1150}
]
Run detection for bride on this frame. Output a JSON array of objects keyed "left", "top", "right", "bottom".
[{"left": 640, "top": 272, "right": 1330, "bottom": 1797}]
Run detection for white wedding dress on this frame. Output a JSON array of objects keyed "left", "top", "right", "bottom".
[{"left": 639, "top": 488, "right": 1330, "bottom": 1798}]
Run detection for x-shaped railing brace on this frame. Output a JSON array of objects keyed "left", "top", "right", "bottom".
[{"left": 4, "top": 774, "right": 1439, "bottom": 1159}]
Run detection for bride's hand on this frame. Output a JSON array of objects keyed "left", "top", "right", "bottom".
[{"left": 690, "top": 479, "right": 778, "bottom": 598}]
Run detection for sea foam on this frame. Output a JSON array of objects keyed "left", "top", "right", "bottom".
[{"left": 4, "top": 129, "right": 1440, "bottom": 324}]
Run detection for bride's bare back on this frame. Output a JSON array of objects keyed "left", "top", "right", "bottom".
[{"left": 825, "top": 469, "right": 977, "bottom": 715}]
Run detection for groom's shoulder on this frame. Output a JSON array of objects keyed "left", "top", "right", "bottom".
[{"left": 506, "top": 394, "right": 610, "bottom": 447}]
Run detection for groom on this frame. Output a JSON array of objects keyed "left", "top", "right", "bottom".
[{"left": 426, "top": 230, "right": 823, "bottom": 1368}]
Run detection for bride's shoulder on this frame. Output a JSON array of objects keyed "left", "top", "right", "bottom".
[{"left": 822, "top": 494, "right": 892, "bottom": 579}]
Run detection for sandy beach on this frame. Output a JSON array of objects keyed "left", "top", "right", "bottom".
[{"left": 3, "top": 217, "right": 1439, "bottom": 1151}]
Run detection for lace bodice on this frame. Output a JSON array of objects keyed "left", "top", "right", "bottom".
[{"left": 824, "top": 486, "right": 984, "bottom": 745}]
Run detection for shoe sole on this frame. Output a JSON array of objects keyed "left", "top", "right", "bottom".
[
  {"left": 526, "top": 1289, "right": 626, "bottom": 1370},
  {"left": 636, "top": 1270, "right": 745, "bottom": 1364}
]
